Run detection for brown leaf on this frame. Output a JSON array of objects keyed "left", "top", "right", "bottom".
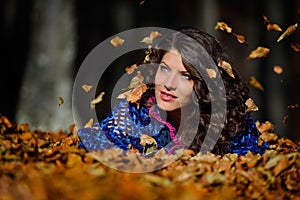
[
  {"left": 233, "top": 33, "right": 247, "bottom": 44},
  {"left": 245, "top": 98, "right": 259, "bottom": 113},
  {"left": 110, "top": 36, "right": 125, "bottom": 47},
  {"left": 117, "top": 84, "right": 147, "bottom": 105},
  {"left": 288, "top": 104, "right": 299, "bottom": 110},
  {"left": 273, "top": 156, "right": 290, "bottom": 176},
  {"left": 218, "top": 60, "right": 235, "bottom": 78},
  {"left": 282, "top": 115, "right": 288, "bottom": 124},
  {"left": 248, "top": 46, "right": 270, "bottom": 59},
  {"left": 125, "top": 64, "right": 137, "bottom": 74},
  {"left": 82, "top": 84, "right": 93, "bottom": 93},
  {"left": 84, "top": 118, "right": 94, "bottom": 128},
  {"left": 90, "top": 91, "right": 105, "bottom": 109},
  {"left": 248, "top": 76, "right": 264, "bottom": 91},
  {"left": 277, "top": 23, "right": 298, "bottom": 42},
  {"left": 263, "top": 15, "right": 270, "bottom": 25},
  {"left": 257, "top": 121, "right": 275, "bottom": 133},
  {"left": 273, "top": 65, "right": 283, "bottom": 75},
  {"left": 214, "top": 21, "right": 232, "bottom": 33},
  {"left": 290, "top": 43, "right": 300, "bottom": 52},
  {"left": 128, "top": 71, "right": 144, "bottom": 89}
]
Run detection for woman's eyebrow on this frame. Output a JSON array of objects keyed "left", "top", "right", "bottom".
[{"left": 161, "top": 61, "right": 189, "bottom": 74}]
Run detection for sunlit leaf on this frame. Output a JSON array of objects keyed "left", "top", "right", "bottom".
[
  {"left": 117, "top": 83, "right": 147, "bottom": 105},
  {"left": 110, "top": 36, "right": 125, "bottom": 47},
  {"left": 125, "top": 64, "right": 137, "bottom": 74},
  {"left": 247, "top": 46, "right": 270, "bottom": 59},
  {"left": 248, "top": 76, "right": 264, "bottom": 91},
  {"left": 206, "top": 68, "right": 216, "bottom": 79},
  {"left": 84, "top": 118, "right": 94, "bottom": 128},
  {"left": 140, "top": 134, "right": 158, "bottom": 155},
  {"left": 90, "top": 91, "right": 105, "bottom": 109},
  {"left": 290, "top": 43, "right": 300, "bottom": 52},
  {"left": 58, "top": 96, "right": 64, "bottom": 107},
  {"left": 267, "top": 24, "right": 282, "bottom": 32},
  {"left": 149, "top": 31, "right": 162, "bottom": 40},
  {"left": 233, "top": 33, "right": 247, "bottom": 44},
  {"left": 245, "top": 98, "right": 259, "bottom": 113},
  {"left": 82, "top": 84, "right": 93, "bottom": 93},
  {"left": 277, "top": 23, "right": 298, "bottom": 42},
  {"left": 218, "top": 60, "right": 235, "bottom": 78},
  {"left": 128, "top": 70, "right": 144, "bottom": 89},
  {"left": 273, "top": 65, "right": 283, "bottom": 75},
  {"left": 214, "top": 21, "right": 232, "bottom": 33}
]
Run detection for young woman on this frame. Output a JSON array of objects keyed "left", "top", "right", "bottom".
[{"left": 78, "top": 27, "right": 269, "bottom": 156}]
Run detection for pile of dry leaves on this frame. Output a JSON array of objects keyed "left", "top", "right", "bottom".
[{"left": 0, "top": 115, "right": 299, "bottom": 200}]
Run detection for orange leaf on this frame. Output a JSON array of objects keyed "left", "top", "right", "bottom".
[
  {"left": 233, "top": 33, "right": 247, "bottom": 44},
  {"left": 273, "top": 65, "right": 283, "bottom": 75},
  {"left": 247, "top": 46, "right": 270, "bottom": 59},
  {"left": 282, "top": 115, "right": 288, "bottom": 124},
  {"left": 262, "top": 15, "right": 270, "bottom": 25},
  {"left": 248, "top": 76, "right": 264, "bottom": 91},
  {"left": 117, "top": 84, "right": 147, "bottom": 105},
  {"left": 82, "top": 84, "right": 93, "bottom": 93},
  {"left": 128, "top": 71, "right": 144, "bottom": 89},
  {"left": 277, "top": 23, "right": 298, "bottom": 42},
  {"left": 245, "top": 98, "right": 259, "bottom": 113},
  {"left": 267, "top": 24, "right": 282, "bottom": 32},
  {"left": 125, "top": 64, "right": 137, "bottom": 74},
  {"left": 290, "top": 43, "right": 300, "bottom": 52}
]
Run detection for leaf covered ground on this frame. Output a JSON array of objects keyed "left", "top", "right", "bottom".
[{"left": 0, "top": 115, "right": 299, "bottom": 200}]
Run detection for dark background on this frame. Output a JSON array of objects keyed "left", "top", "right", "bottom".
[{"left": 1, "top": 0, "right": 300, "bottom": 140}]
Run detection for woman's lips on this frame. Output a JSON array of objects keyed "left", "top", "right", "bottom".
[{"left": 160, "top": 91, "right": 177, "bottom": 101}]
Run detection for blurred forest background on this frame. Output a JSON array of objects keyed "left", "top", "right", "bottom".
[{"left": 0, "top": 0, "right": 299, "bottom": 140}]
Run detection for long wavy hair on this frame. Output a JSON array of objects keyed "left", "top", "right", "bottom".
[{"left": 140, "top": 27, "right": 251, "bottom": 155}]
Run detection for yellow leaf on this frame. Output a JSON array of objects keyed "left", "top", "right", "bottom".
[
  {"left": 214, "top": 21, "right": 232, "bottom": 33},
  {"left": 245, "top": 98, "right": 259, "bottom": 113},
  {"left": 90, "top": 91, "right": 105, "bottom": 109},
  {"left": 110, "top": 36, "right": 125, "bottom": 47},
  {"left": 206, "top": 68, "right": 216, "bottom": 79},
  {"left": 248, "top": 76, "right": 264, "bottom": 91},
  {"left": 218, "top": 60, "right": 235, "bottom": 78},
  {"left": 58, "top": 96, "right": 64, "bottom": 107},
  {"left": 84, "top": 118, "right": 94, "bottom": 128},
  {"left": 247, "top": 46, "right": 270, "bottom": 59},
  {"left": 277, "top": 23, "right": 298, "bottom": 42}
]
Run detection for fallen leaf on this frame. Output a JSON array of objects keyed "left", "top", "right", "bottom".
[
  {"left": 206, "top": 68, "right": 217, "bottom": 79},
  {"left": 245, "top": 98, "right": 259, "bottom": 113},
  {"left": 58, "top": 96, "right": 64, "bottom": 107},
  {"left": 248, "top": 76, "right": 264, "bottom": 91},
  {"left": 125, "top": 64, "right": 137, "bottom": 74},
  {"left": 273, "top": 65, "right": 283, "bottom": 75},
  {"left": 218, "top": 60, "right": 235, "bottom": 78},
  {"left": 290, "top": 43, "right": 300, "bottom": 52},
  {"left": 90, "top": 92, "right": 105, "bottom": 109},
  {"left": 110, "top": 36, "right": 125, "bottom": 47},
  {"left": 215, "top": 21, "right": 232, "bottom": 33},
  {"left": 277, "top": 23, "right": 298, "bottom": 42},
  {"left": 248, "top": 46, "right": 270, "bottom": 59},
  {"left": 82, "top": 84, "right": 93, "bottom": 93}
]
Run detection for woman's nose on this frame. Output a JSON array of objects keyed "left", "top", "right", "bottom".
[{"left": 164, "top": 74, "right": 177, "bottom": 91}]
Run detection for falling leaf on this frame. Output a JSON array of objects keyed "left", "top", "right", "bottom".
[
  {"left": 257, "top": 121, "right": 275, "bottom": 133},
  {"left": 290, "top": 43, "right": 300, "bottom": 52},
  {"left": 90, "top": 91, "right": 105, "bottom": 109},
  {"left": 110, "top": 36, "right": 125, "bottom": 47},
  {"left": 277, "top": 23, "right": 298, "bottom": 42},
  {"left": 287, "top": 104, "right": 299, "bottom": 109},
  {"left": 233, "top": 33, "right": 247, "bottom": 44},
  {"left": 58, "top": 96, "right": 64, "bottom": 107},
  {"left": 140, "top": 134, "right": 158, "bottom": 155},
  {"left": 139, "top": 0, "right": 146, "bottom": 5},
  {"left": 140, "top": 31, "right": 162, "bottom": 45},
  {"left": 273, "top": 65, "right": 283, "bottom": 75},
  {"left": 117, "top": 84, "right": 147, "bottom": 105},
  {"left": 206, "top": 68, "right": 217, "bottom": 79},
  {"left": 82, "top": 84, "right": 93, "bottom": 93},
  {"left": 262, "top": 15, "right": 270, "bottom": 25},
  {"left": 84, "top": 118, "right": 94, "bottom": 128},
  {"left": 125, "top": 64, "right": 137, "bottom": 74},
  {"left": 218, "top": 60, "right": 235, "bottom": 78},
  {"left": 128, "top": 70, "right": 144, "bottom": 89},
  {"left": 267, "top": 24, "right": 282, "bottom": 32},
  {"left": 245, "top": 98, "right": 259, "bottom": 113},
  {"left": 248, "top": 76, "right": 264, "bottom": 91},
  {"left": 248, "top": 46, "right": 270, "bottom": 59},
  {"left": 282, "top": 115, "right": 289, "bottom": 124},
  {"left": 150, "top": 31, "right": 162, "bottom": 40},
  {"left": 214, "top": 21, "right": 232, "bottom": 33}
]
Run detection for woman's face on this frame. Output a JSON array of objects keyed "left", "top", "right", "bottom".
[{"left": 154, "top": 49, "right": 194, "bottom": 111}]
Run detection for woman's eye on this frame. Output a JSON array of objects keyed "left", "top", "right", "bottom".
[
  {"left": 181, "top": 73, "right": 192, "bottom": 80},
  {"left": 159, "top": 65, "right": 168, "bottom": 72}
]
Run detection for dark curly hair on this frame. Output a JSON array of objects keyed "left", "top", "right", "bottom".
[{"left": 140, "top": 27, "right": 251, "bottom": 155}]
